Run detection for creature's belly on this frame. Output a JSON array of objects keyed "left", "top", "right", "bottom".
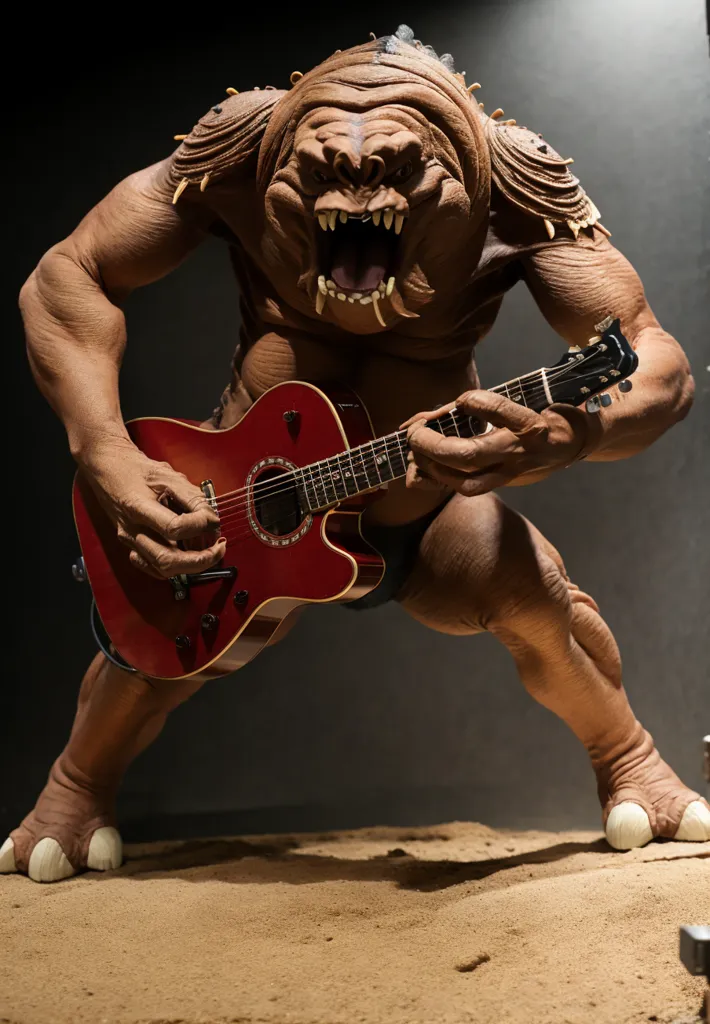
[{"left": 239, "top": 331, "right": 478, "bottom": 526}]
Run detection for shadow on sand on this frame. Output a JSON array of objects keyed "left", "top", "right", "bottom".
[{"left": 87, "top": 833, "right": 625, "bottom": 891}]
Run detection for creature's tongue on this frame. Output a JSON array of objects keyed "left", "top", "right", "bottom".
[{"left": 331, "top": 234, "right": 388, "bottom": 292}]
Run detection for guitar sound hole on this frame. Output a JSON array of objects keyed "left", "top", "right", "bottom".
[{"left": 253, "top": 468, "right": 304, "bottom": 537}]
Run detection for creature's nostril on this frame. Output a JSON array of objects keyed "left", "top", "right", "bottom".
[{"left": 363, "top": 156, "right": 385, "bottom": 187}]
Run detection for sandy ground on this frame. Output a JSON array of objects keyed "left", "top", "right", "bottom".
[{"left": 0, "top": 821, "right": 707, "bottom": 1024}]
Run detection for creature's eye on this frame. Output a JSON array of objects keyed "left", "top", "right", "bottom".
[
  {"left": 312, "top": 170, "right": 332, "bottom": 184},
  {"left": 392, "top": 162, "right": 413, "bottom": 183}
]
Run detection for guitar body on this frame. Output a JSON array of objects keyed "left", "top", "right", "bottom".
[{"left": 72, "top": 382, "right": 385, "bottom": 681}]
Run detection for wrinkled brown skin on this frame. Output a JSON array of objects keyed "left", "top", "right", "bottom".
[{"left": 14, "top": 39, "right": 705, "bottom": 875}]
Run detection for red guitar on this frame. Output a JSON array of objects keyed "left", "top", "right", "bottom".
[{"left": 72, "top": 317, "right": 636, "bottom": 681}]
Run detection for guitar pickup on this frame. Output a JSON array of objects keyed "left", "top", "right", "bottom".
[{"left": 170, "top": 567, "right": 237, "bottom": 601}]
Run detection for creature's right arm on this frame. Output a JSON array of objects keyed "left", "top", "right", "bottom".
[
  {"left": 19, "top": 161, "right": 229, "bottom": 578},
  {"left": 20, "top": 160, "right": 205, "bottom": 464}
]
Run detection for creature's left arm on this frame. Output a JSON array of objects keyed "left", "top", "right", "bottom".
[{"left": 523, "top": 234, "right": 694, "bottom": 463}]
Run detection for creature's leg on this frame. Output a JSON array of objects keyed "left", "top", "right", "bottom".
[
  {"left": 0, "top": 653, "right": 206, "bottom": 882},
  {"left": 398, "top": 493, "right": 709, "bottom": 849}
]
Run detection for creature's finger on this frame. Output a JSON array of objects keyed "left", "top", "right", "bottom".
[
  {"left": 407, "top": 422, "right": 518, "bottom": 471},
  {"left": 454, "top": 389, "right": 548, "bottom": 441}
]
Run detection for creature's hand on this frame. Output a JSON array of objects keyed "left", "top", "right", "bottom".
[
  {"left": 81, "top": 441, "right": 225, "bottom": 578},
  {"left": 402, "top": 390, "right": 586, "bottom": 496}
]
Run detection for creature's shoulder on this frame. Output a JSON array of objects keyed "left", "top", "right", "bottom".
[
  {"left": 485, "top": 119, "right": 610, "bottom": 240},
  {"left": 169, "top": 88, "right": 288, "bottom": 203}
]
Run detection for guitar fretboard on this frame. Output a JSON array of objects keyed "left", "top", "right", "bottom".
[{"left": 296, "top": 367, "right": 554, "bottom": 513}]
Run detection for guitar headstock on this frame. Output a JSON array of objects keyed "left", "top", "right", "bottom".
[{"left": 545, "top": 317, "right": 638, "bottom": 409}]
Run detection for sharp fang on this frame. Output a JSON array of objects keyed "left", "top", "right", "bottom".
[
  {"left": 386, "top": 276, "right": 395, "bottom": 297},
  {"left": 328, "top": 211, "right": 338, "bottom": 231},
  {"left": 360, "top": 296, "right": 372, "bottom": 305},
  {"left": 394, "top": 214, "right": 404, "bottom": 235},
  {"left": 372, "top": 210, "right": 382, "bottom": 227},
  {"left": 543, "top": 218, "right": 556, "bottom": 240},
  {"left": 383, "top": 209, "right": 394, "bottom": 231},
  {"left": 372, "top": 292, "right": 387, "bottom": 327},
  {"left": 568, "top": 220, "right": 580, "bottom": 239},
  {"left": 316, "top": 290, "right": 326, "bottom": 314},
  {"left": 318, "top": 276, "right": 327, "bottom": 295},
  {"left": 339, "top": 210, "right": 348, "bottom": 224},
  {"left": 318, "top": 213, "right": 328, "bottom": 231},
  {"left": 337, "top": 292, "right": 346, "bottom": 301}
]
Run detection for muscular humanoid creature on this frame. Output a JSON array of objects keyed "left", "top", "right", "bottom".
[{"left": 4, "top": 28, "right": 708, "bottom": 882}]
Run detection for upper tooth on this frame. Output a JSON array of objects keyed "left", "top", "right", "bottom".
[
  {"left": 328, "top": 211, "right": 338, "bottom": 230},
  {"left": 318, "top": 213, "right": 328, "bottom": 231},
  {"left": 394, "top": 214, "right": 404, "bottom": 235},
  {"left": 326, "top": 279, "right": 335, "bottom": 289},
  {"left": 352, "top": 292, "right": 362, "bottom": 300},
  {"left": 339, "top": 210, "right": 348, "bottom": 224},
  {"left": 372, "top": 210, "right": 382, "bottom": 227},
  {"left": 383, "top": 209, "right": 394, "bottom": 230}
]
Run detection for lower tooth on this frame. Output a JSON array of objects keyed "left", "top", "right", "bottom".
[
  {"left": 315, "top": 290, "right": 326, "bottom": 314},
  {"left": 370, "top": 290, "right": 380, "bottom": 299},
  {"left": 386, "top": 276, "right": 395, "bottom": 296},
  {"left": 328, "top": 289, "right": 336, "bottom": 297},
  {"left": 352, "top": 292, "right": 362, "bottom": 300},
  {"left": 318, "top": 276, "right": 327, "bottom": 295},
  {"left": 347, "top": 296, "right": 355, "bottom": 303},
  {"left": 360, "top": 296, "right": 372, "bottom": 305},
  {"left": 337, "top": 293, "right": 346, "bottom": 301}
]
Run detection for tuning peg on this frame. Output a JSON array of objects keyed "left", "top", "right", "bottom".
[{"left": 618, "top": 380, "right": 633, "bottom": 393}]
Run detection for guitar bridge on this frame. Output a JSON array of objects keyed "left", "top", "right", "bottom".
[{"left": 169, "top": 479, "right": 230, "bottom": 600}]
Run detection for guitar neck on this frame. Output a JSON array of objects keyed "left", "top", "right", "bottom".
[{"left": 297, "top": 368, "right": 554, "bottom": 513}]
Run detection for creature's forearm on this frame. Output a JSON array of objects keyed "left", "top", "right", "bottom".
[
  {"left": 20, "top": 248, "right": 134, "bottom": 466},
  {"left": 583, "top": 323, "right": 693, "bottom": 462}
]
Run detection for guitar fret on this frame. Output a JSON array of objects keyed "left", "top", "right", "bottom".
[{"left": 294, "top": 328, "right": 629, "bottom": 512}]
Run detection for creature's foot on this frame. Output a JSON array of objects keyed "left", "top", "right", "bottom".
[
  {"left": 0, "top": 761, "right": 122, "bottom": 882},
  {"left": 598, "top": 728, "right": 710, "bottom": 850}
]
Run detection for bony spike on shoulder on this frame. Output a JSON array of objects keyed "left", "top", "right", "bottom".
[
  {"left": 172, "top": 178, "right": 189, "bottom": 205},
  {"left": 290, "top": 71, "right": 303, "bottom": 85},
  {"left": 226, "top": 87, "right": 239, "bottom": 96}
]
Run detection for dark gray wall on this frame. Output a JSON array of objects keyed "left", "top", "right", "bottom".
[{"left": 4, "top": 0, "right": 708, "bottom": 840}]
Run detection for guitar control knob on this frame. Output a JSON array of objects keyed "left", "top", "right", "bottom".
[
  {"left": 618, "top": 380, "right": 633, "bottom": 393},
  {"left": 201, "top": 613, "right": 219, "bottom": 631},
  {"left": 283, "top": 410, "right": 297, "bottom": 423},
  {"left": 175, "top": 635, "right": 191, "bottom": 650},
  {"left": 72, "top": 556, "right": 86, "bottom": 583},
  {"left": 233, "top": 590, "right": 249, "bottom": 607}
]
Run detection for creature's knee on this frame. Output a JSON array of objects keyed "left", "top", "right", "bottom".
[{"left": 485, "top": 557, "right": 573, "bottom": 655}]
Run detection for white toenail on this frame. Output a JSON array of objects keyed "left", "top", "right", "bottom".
[
  {"left": 0, "top": 837, "right": 16, "bottom": 873},
  {"left": 674, "top": 800, "right": 710, "bottom": 842},
  {"left": 87, "top": 827, "right": 123, "bottom": 871},
  {"left": 605, "top": 802, "right": 653, "bottom": 850},
  {"left": 28, "top": 838, "right": 76, "bottom": 883}
]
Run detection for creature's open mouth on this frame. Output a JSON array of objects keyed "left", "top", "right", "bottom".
[{"left": 314, "top": 208, "right": 406, "bottom": 321}]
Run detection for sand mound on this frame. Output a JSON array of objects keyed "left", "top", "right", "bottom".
[{"left": 1, "top": 822, "right": 707, "bottom": 1024}]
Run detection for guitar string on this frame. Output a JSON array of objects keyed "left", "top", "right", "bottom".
[
  {"left": 210, "top": 352, "right": 607, "bottom": 523},
  {"left": 210, "top": 350, "right": 606, "bottom": 512},
  {"left": 210, "top": 362, "right": 582, "bottom": 511},
  {"left": 216, "top": 364, "right": 595, "bottom": 542}
]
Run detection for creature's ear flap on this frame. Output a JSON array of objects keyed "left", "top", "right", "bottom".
[
  {"left": 486, "top": 121, "right": 610, "bottom": 240},
  {"left": 169, "top": 89, "right": 288, "bottom": 203}
]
